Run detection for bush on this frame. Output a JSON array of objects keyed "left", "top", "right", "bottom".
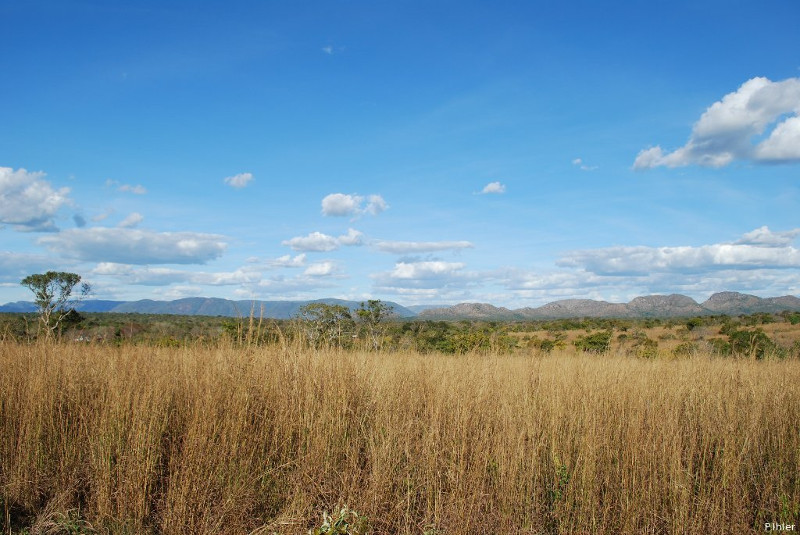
[
  {"left": 727, "top": 328, "right": 775, "bottom": 359},
  {"left": 574, "top": 330, "right": 612, "bottom": 353}
]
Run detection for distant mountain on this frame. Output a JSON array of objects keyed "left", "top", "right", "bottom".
[
  {"left": 701, "top": 292, "right": 800, "bottom": 315},
  {"left": 0, "top": 301, "right": 38, "bottom": 313},
  {"left": 417, "top": 303, "right": 522, "bottom": 320},
  {"left": 626, "top": 294, "right": 707, "bottom": 317},
  {"left": 406, "top": 304, "right": 452, "bottom": 314},
  {"left": 419, "top": 292, "right": 800, "bottom": 320},
  {"left": 0, "top": 300, "right": 124, "bottom": 313},
  {"left": 0, "top": 297, "right": 416, "bottom": 319},
  {"left": 3, "top": 292, "right": 799, "bottom": 320}
]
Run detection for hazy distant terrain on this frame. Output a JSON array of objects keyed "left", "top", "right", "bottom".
[{"left": 4, "top": 291, "right": 798, "bottom": 320}]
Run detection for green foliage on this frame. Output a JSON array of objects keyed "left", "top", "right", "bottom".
[
  {"left": 634, "top": 337, "right": 658, "bottom": 359},
  {"left": 573, "top": 330, "right": 612, "bottom": 353},
  {"left": 297, "top": 303, "right": 355, "bottom": 348},
  {"left": 308, "top": 507, "right": 368, "bottom": 535},
  {"left": 20, "top": 271, "right": 91, "bottom": 338},
  {"left": 727, "top": 328, "right": 775, "bottom": 359},
  {"left": 685, "top": 317, "right": 703, "bottom": 331},
  {"left": 673, "top": 341, "right": 698, "bottom": 357},
  {"left": 356, "top": 299, "right": 393, "bottom": 350}
]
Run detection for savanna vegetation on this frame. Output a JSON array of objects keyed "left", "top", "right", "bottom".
[{"left": 2, "top": 290, "right": 800, "bottom": 533}]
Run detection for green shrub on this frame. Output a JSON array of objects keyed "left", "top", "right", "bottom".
[{"left": 574, "top": 330, "right": 612, "bottom": 353}]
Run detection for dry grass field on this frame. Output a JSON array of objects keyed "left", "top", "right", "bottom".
[{"left": 2, "top": 339, "right": 799, "bottom": 534}]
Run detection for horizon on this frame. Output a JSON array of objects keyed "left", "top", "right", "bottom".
[
  {"left": 3, "top": 289, "right": 798, "bottom": 312},
  {"left": 2, "top": 1, "right": 799, "bottom": 309}
]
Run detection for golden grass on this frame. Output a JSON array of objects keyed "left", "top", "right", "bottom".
[{"left": 1, "top": 340, "right": 799, "bottom": 534}]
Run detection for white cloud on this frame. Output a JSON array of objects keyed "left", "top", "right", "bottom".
[
  {"left": 304, "top": 261, "right": 336, "bottom": 277},
  {"left": 282, "top": 229, "right": 364, "bottom": 252},
  {"left": 282, "top": 231, "right": 339, "bottom": 252},
  {"left": 735, "top": 226, "right": 800, "bottom": 247},
  {"left": 322, "top": 193, "right": 362, "bottom": 216},
  {"left": 365, "top": 194, "right": 388, "bottom": 215},
  {"left": 557, "top": 227, "right": 800, "bottom": 275},
  {"left": 480, "top": 181, "right": 506, "bottom": 194},
  {"left": 372, "top": 261, "right": 480, "bottom": 295},
  {"left": 38, "top": 227, "right": 228, "bottom": 264},
  {"left": 0, "top": 167, "right": 71, "bottom": 231},
  {"left": 322, "top": 45, "right": 334, "bottom": 55},
  {"left": 92, "top": 262, "right": 261, "bottom": 286},
  {"left": 118, "top": 212, "right": 144, "bottom": 228},
  {"left": 373, "top": 240, "right": 474, "bottom": 254},
  {"left": 389, "top": 261, "right": 466, "bottom": 279},
  {"left": 321, "top": 193, "right": 388, "bottom": 217},
  {"left": 634, "top": 77, "right": 800, "bottom": 169},
  {"left": 267, "top": 254, "right": 306, "bottom": 268},
  {"left": 755, "top": 116, "right": 800, "bottom": 161},
  {"left": 337, "top": 228, "right": 364, "bottom": 246},
  {"left": 223, "top": 172, "right": 254, "bottom": 189}
]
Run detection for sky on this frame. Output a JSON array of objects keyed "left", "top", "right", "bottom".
[{"left": 1, "top": 0, "right": 799, "bottom": 308}]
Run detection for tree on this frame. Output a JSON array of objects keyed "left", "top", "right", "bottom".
[
  {"left": 296, "top": 302, "right": 355, "bottom": 348},
  {"left": 20, "top": 271, "right": 91, "bottom": 338},
  {"left": 356, "top": 299, "right": 393, "bottom": 350}
]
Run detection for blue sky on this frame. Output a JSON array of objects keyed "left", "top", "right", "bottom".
[{"left": 2, "top": 0, "right": 799, "bottom": 307}]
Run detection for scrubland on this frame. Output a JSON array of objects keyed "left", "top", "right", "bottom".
[{"left": 1, "top": 339, "right": 799, "bottom": 534}]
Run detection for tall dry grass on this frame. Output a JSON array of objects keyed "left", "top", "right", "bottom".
[{"left": 1, "top": 339, "right": 799, "bottom": 534}]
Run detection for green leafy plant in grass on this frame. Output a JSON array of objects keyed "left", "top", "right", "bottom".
[
  {"left": 573, "top": 330, "right": 612, "bottom": 353},
  {"left": 308, "top": 507, "right": 368, "bottom": 535}
]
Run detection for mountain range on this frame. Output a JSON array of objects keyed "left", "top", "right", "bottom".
[
  {"left": 417, "top": 292, "right": 800, "bottom": 319},
  {"left": 1, "top": 292, "right": 799, "bottom": 320}
]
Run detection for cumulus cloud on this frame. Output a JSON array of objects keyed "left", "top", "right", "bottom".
[
  {"left": 0, "top": 167, "right": 71, "bottom": 231},
  {"left": 92, "top": 262, "right": 260, "bottom": 286},
  {"left": 282, "top": 229, "right": 363, "bottom": 252},
  {"left": 364, "top": 194, "right": 388, "bottom": 215},
  {"left": 304, "top": 261, "right": 336, "bottom": 277},
  {"left": 371, "top": 261, "right": 480, "bottom": 296},
  {"left": 557, "top": 226, "right": 800, "bottom": 275},
  {"left": 480, "top": 181, "right": 506, "bottom": 194},
  {"left": 322, "top": 193, "right": 361, "bottom": 216},
  {"left": 223, "top": 172, "right": 254, "bottom": 189},
  {"left": 118, "top": 212, "right": 144, "bottom": 228},
  {"left": 282, "top": 232, "right": 339, "bottom": 252},
  {"left": 389, "top": 261, "right": 466, "bottom": 279},
  {"left": 266, "top": 254, "right": 306, "bottom": 268},
  {"left": 373, "top": 240, "right": 474, "bottom": 254},
  {"left": 38, "top": 227, "right": 227, "bottom": 264},
  {"left": 735, "top": 226, "right": 800, "bottom": 247},
  {"left": 321, "top": 193, "right": 388, "bottom": 217},
  {"left": 634, "top": 77, "right": 800, "bottom": 169}
]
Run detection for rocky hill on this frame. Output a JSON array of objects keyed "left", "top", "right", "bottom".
[
  {"left": 419, "top": 292, "right": 800, "bottom": 320},
  {"left": 4, "top": 292, "right": 800, "bottom": 320}
]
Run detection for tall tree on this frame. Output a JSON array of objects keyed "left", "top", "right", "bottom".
[
  {"left": 296, "top": 302, "right": 355, "bottom": 348},
  {"left": 356, "top": 299, "right": 393, "bottom": 350},
  {"left": 20, "top": 271, "right": 91, "bottom": 338}
]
